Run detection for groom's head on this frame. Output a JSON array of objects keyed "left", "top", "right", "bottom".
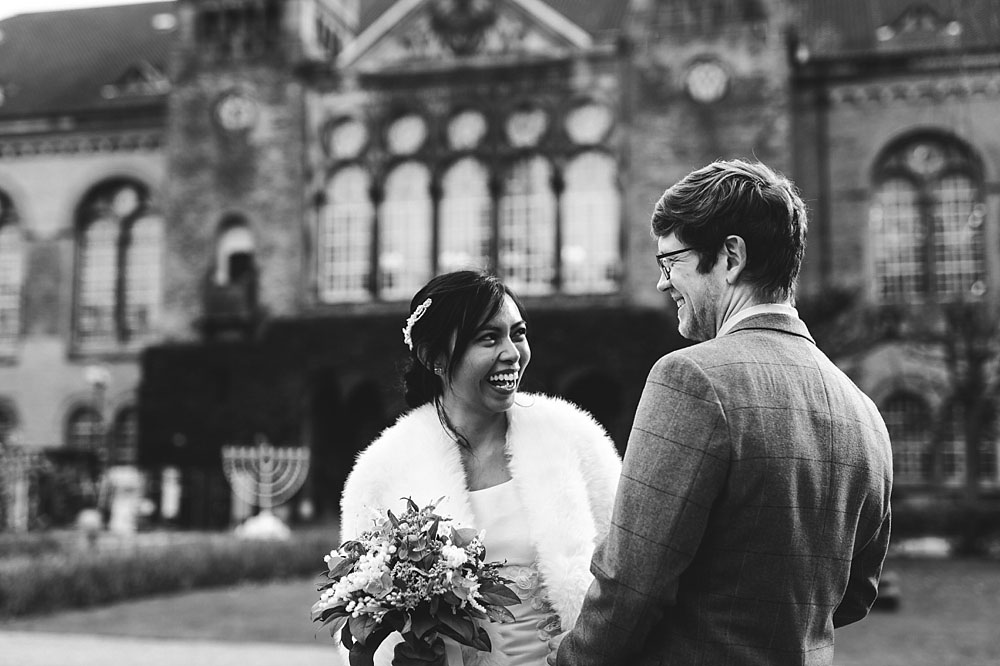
[{"left": 651, "top": 159, "right": 808, "bottom": 305}]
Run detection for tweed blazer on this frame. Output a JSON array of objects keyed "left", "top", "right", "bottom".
[
  {"left": 558, "top": 313, "right": 893, "bottom": 666},
  {"left": 340, "top": 393, "right": 622, "bottom": 666}
]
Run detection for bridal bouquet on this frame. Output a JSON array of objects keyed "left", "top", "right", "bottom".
[{"left": 312, "top": 498, "right": 521, "bottom": 666}]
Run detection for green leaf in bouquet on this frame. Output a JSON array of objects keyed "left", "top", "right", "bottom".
[
  {"left": 441, "top": 590, "right": 463, "bottom": 607},
  {"left": 321, "top": 613, "right": 350, "bottom": 637},
  {"left": 405, "top": 497, "right": 420, "bottom": 513},
  {"left": 436, "top": 609, "right": 477, "bottom": 645},
  {"left": 399, "top": 631, "right": 448, "bottom": 666},
  {"left": 387, "top": 509, "right": 400, "bottom": 528},
  {"left": 450, "top": 527, "right": 478, "bottom": 548},
  {"left": 410, "top": 607, "right": 438, "bottom": 639},
  {"left": 348, "top": 614, "right": 381, "bottom": 646},
  {"left": 464, "top": 606, "right": 488, "bottom": 620},
  {"left": 347, "top": 623, "right": 393, "bottom": 663},
  {"left": 310, "top": 598, "right": 348, "bottom": 623},
  {"left": 381, "top": 610, "right": 408, "bottom": 634},
  {"left": 484, "top": 603, "right": 517, "bottom": 624},
  {"left": 325, "top": 555, "right": 355, "bottom": 580},
  {"left": 477, "top": 580, "right": 522, "bottom": 607},
  {"left": 406, "top": 534, "right": 427, "bottom": 554},
  {"left": 469, "top": 625, "right": 493, "bottom": 652},
  {"left": 427, "top": 516, "right": 440, "bottom": 540},
  {"left": 362, "top": 571, "right": 393, "bottom": 599},
  {"left": 340, "top": 540, "right": 363, "bottom": 555}
]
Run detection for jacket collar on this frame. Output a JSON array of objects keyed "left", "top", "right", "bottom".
[{"left": 725, "top": 311, "right": 815, "bottom": 344}]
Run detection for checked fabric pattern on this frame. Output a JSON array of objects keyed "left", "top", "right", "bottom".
[{"left": 558, "top": 314, "right": 893, "bottom": 666}]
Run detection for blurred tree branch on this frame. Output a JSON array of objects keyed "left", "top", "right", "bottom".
[{"left": 800, "top": 288, "right": 1000, "bottom": 552}]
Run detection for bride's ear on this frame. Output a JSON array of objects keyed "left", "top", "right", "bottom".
[{"left": 415, "top": 345, "right": 444, "bottom": 375}]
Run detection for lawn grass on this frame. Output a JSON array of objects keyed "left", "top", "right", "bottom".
[
  {"left": 0, "top": 574, "right": 331, "bottom": 647},
  {"left": 2, "top": 557, "right": 999, "bottom": 665},
  {"left": 834, "top": 557, "right": 1000, "bottom": 666}
]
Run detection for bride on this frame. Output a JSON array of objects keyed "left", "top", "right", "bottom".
[{"left": 339, "top": 270, "right": 621, "bottom": 666}]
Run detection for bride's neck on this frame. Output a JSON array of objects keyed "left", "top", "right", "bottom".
[{"left": 441, "top": 404, "right": 507, "bottom": 455}]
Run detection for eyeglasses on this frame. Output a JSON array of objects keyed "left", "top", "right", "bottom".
[{"left": 655, "top": 247, "right": 699, "bottom": 280}]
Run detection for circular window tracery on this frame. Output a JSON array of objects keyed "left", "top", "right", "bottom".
[
  {"left": 386, "top": 114, "right": 428, "bottom": 156},
  {"left": 447, "top": 109, "right": 487, "bottom": 151},
  {"left": 326, "top": 117, "right": 368, "bottom": 160},
  {"left": 505, "top": 106, "right": 548, "bottom": 148},
  {"left": 565, "top": 101, "right": 613, "bottom": 145},
  {"left": 684, "top": 59, "right": 730, "bottom": 104}
]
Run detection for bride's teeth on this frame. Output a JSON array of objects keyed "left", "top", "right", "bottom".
[{"left": 488, "top": 372, "right": 518, "bottom": 385}]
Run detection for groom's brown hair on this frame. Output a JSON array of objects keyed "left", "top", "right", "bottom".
[{"left": 651, "top": 159, "right": 808, "bottom": 303}]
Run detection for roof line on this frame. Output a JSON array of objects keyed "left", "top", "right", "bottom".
[
  {"left": 511, "top": 0, "right": 592, "bottom": 47},
  {"left": 338, "top": 0, "right": 594, "bottom": 68},
  {"left": 337, "top": 0, "right": 423, "bottom": 68}
]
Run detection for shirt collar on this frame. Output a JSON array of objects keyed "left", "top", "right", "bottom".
[{"left": 717, "top": 302, "right": 799, "bottom": 338}]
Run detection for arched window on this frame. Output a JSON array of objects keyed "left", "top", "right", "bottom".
[
  {"left": 0, "top": 191, "right": 22, "bottom": 355},
  {"left": 561, "top": 151, "right": 620, "bottom": 293},
  {"left": 111, "top": 406, "right": 138, "bottom": 465},
  {"left": 74, "top": 180, "right": 162, "bottom": 349},
  {"left": 440, "top": 158, "right": 492, "bottom": 273},
  {"left": 214, "top": 217, "right": 256, "bottom": 286},
  {"left": 881, "top": 391, "right": 932, "bottom": 485},
  {"left": 320, "top": 166, "right": 373, "bottom": 303},
  {"left": 313, "top": 106, "right": 622, "bottom": 303},
  {"left": 78, "top": 217, "right": 117, "bottom": 344},
  {"left": 870, "top": 135, "right": 986, "bottom": 304},
  {"left": 124, "top": 214, "right": 163, "bottom": 335},
  {"left": 66, "top": 405, "right": 103, "bottom": 452},
  {"left": 380, "top": 161, "right": 432, "bottom": 300},
  {"left": 499, "top": 156, "right": 555, "bottom": 295},
  {"left": 935, "top": 404, "right": 999, "bottom": 487}
]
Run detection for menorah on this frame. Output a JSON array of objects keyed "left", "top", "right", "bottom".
[{"left": 221, "top": 435, "right": 310, "bottom": 539}]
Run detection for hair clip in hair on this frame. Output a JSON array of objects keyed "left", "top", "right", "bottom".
[{"left": 402, "top": 298, "right": 433, "bottom": 351}]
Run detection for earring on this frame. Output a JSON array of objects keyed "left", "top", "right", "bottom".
[{"left": 433, "top": 366, "right": 444, "bottom": 376}]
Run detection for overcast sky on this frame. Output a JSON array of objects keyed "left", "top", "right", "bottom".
[{"left": 0, "top": 0, "right": 164, "bottom": 22}]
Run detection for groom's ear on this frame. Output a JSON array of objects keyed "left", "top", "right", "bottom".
[{"left": 723, "top": 235, "right": 747, "bottom": 284}]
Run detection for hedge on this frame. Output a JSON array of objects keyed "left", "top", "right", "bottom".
[{"left": 0, "top": 527, "right": 338, "bottom": 619}]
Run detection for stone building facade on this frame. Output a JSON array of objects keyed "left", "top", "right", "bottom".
[{"left": 0, "top": 0, "right": 997, "bottom": 527}]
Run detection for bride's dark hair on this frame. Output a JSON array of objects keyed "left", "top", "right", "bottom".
[{"left": 402, "top": 271, "right": 527, "bottom": 442}]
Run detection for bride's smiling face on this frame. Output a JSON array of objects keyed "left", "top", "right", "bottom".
[{"left": 440, "top": 295, "right": 530, "bottom": 419}]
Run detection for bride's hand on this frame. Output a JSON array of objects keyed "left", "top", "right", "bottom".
[{"left": 545, "top": 632, "right": 566, "bottom": 666}]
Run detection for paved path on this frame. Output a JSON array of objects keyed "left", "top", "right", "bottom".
[{"left": 0, "top": 631, "right": 346, "bottom": 666}]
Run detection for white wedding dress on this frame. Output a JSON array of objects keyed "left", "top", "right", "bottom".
[{"left": 463, "top": 480, "right": 552, "bottom": 665}]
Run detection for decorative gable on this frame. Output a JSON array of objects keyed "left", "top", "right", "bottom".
[
  {"left": 100, "top": 61, "right": 170, "bottom": 100},
  {"left": 339, "top": 0, "right": 592, "bottom": 70},
  {"left": 875, "top": 3, "right": 963, "bottom": 51}
]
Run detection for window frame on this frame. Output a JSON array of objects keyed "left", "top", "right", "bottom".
[
  {"left": 869, "top": 134, "right": 987, "bottom": 305},
  {"left": 0, "top": 190, "right": 23, "bottom": 358},
  {"left": 71, "top": 179, "right": 163, "bottom": 356}
]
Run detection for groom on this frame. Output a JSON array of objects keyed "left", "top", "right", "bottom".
[{"left": 552, "top": 160, "right": 893, "bottom": 665}]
